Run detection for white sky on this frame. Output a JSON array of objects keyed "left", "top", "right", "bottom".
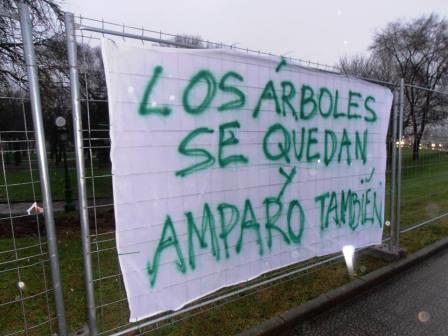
[{"left": 62, "top": 0, "right": 448, "bottom": 67}]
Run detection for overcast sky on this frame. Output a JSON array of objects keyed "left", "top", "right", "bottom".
[{"left": 62, "top": 0, "right": 448, "bottom": 66}]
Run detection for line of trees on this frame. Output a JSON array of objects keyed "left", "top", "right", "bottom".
[
  {"left": 340, "top": 14, "right": 448, "bottom": 160},
  {"left": 1, "top": 1, "right": 447, "bottom": 162}
]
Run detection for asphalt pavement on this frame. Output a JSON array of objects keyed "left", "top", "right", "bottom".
[{"left": 283, "top": 248, "right": 448, "bottom": 336}]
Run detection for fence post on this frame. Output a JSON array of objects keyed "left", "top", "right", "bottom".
[
  {"left": 65, "top": 12, "right": 97, "bottom": 335},
  {"left": 389, "top": 87, "right": 398, "bottom": 252},
  {"left": 394, "top": 78, "right": 405, "bottom": 251},
  {"left": 18, "top": 3, "right": 68, "bottom": 335}
]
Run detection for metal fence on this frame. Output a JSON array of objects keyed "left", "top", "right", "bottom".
[
  {"left": 65, "top": 14, "right": 448, "bottom": 336},
  {"left": 1, "top": 3, "right": 448, "bottom": 336},
  {"left": 0, "top": 4, "right": 67, "bottom": 336},
  {"left": 64, "top": 13, "right": 403, "bottom": 336},
  {"left": 399, "top": 84, "right": 448, "bottom": 233}
]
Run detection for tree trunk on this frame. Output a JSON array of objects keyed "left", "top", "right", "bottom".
[{"left": 412, "top": 136, "right": 420, "bottom": 160}]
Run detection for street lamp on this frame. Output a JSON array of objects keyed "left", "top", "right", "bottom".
[{"left": 55, "top": 116, "right": 75, "bottom": 212}]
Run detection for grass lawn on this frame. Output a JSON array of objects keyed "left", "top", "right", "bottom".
[
  {"left": 400, "top": 148, "right": 448, "bottom": 228},
  {"left": 0, "top": 156, "right": 112, "bottom": 202},
  {"left": 0, "top": 147, "right": 447, "bottom": 335}
]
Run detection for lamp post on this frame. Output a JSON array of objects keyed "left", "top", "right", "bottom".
[{"left": 55, "top": 116, "right": 75, "bottom": 212}]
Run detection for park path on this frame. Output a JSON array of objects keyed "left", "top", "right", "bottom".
[{"left": 283, "top": 248, "right": 448, "bottom": 336}]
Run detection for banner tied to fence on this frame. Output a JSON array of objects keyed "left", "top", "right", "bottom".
[{"left": 102, "top": 39, "right": 393, "bottom": 322}]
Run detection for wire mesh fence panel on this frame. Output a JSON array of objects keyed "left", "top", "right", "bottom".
[
  {"left": 0, "top": 103, "right": 58, "bottom": 336},
  {"left": 0, "top": 4, "right": 68, "bottom": 335},
  {"left": 65, "top": 14, "right": 400, "bottom": 336},
  {"left": 0, "top": 29, "right": 56, "bottom": 336},
  {"left": 399, "top": 85, "right": 448, "bottom": 233}
]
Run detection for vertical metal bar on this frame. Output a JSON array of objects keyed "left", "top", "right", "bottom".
[
  {"left": 78, "top": 21, "right": 106, "bottom": 331},
  {"left": 65, "top": 12, "right": 97, "bottom": 335},
  {"left": 18, "top": 3, "right": 67, "bottom": 336},
  {"left": 395, "top": 78, "right": 405, "bottom": 251},
  {"left": 389, "top": 87, "right": 398, "bottom": 251}
]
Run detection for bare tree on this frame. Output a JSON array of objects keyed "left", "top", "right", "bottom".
[
  {"left": 0, "top": 0, "right": 64, "bottom": 90},
  {"left": 370, "top": 14, "right": 448, "bottom": 160},
  {"left": 1, "top": 0, "right": 67, "bottom": 162},
  {"left": 339, "top": 54, "right": 396, "bottom": 84}
]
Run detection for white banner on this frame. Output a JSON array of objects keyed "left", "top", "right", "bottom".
[{"left": 101, "top": 39, "right": 393, "bottom": 322}]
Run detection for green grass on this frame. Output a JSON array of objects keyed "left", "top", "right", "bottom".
[
  {"left": 400, "top": 149, "right": 448, "bottom": 229},
  {"left": 0, "top": 162, "right": 112, "bottom": 202},
  {"left": 1, "top": 147, "right": 448, "bottom": 335},
  {"left": 0, "top": 231, "right": 388, "bottom": 336}
]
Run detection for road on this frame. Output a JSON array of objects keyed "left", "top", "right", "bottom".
[{"left": 283, "top": 248, "right": 448, "bottom": 336}]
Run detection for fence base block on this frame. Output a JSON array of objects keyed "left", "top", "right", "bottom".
[{"left": 368, "top": 243, "right": 407, "bottom": 261}]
